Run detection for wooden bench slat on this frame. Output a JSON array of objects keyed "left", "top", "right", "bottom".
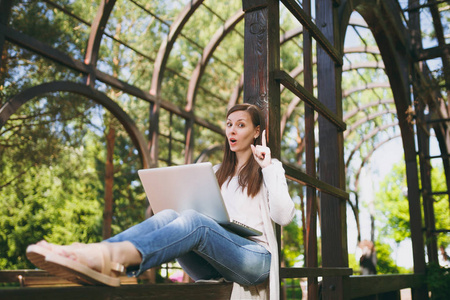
[
  {"left": 0, "top": 283, "right": 233, "bottom": 300},
  {"left": 0, "top": 270, "right": 137, "bottom": 287}
]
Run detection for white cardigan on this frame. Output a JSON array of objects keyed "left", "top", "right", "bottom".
[{"left": 215, "top": 159, "right": 295, "bottom": 299}]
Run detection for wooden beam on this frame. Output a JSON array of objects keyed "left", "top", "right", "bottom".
[
  {"left": 0, "top": 283, "right": 233, "bottom": 300},
  {"left": 283, "top": 163, "right": 349, "bottom": 200},
  {"left": 280, "top": 267, "right": 353, "bottom": 278},
  {"left": 417, "top": 44, "right": 450, "bottom": 61},
  {"left": 348, "top": 274, "right": 425, "bottom": 299},
  {"left": 280, "top": 0, "right": 343, "bottom": 66},
  {"left": 275, "top": 71, "right": 346, "bottom": 131},
  {"left": 0, "top": 23, "right": 224, "bottom": 137}
]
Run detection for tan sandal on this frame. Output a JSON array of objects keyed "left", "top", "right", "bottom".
[
  {"left": 26, "top": 244, "right": 54, "bottom": 271},
  {"left": 26, "top": 244, "right": 87, "bottom": 285},
  {"left": 27, "top": 243, "right": 124, "bottom": 286}
]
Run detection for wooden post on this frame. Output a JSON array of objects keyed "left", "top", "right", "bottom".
[
  {"left": 409, "top": 0, "right": 439, "bottom": 265},
  {"left": 303, "top": 0, "right": 319, "bottom": 298},
  {"left": 316, "top": 0, "right": 348, "bottom": 299},
  {"left": 241, "top": 0, "right": 281, "bottom": 297},
  {"left": 241, "top": 0, "right": 280, "bottom": 158}
]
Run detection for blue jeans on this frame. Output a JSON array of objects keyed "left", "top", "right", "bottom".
[{"left": 106, "top": 209, "right": 271, "bottom": 285}]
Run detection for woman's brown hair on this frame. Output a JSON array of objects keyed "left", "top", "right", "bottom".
[{"left": 216, "top": 104, "right": 265, "bottom": 197}]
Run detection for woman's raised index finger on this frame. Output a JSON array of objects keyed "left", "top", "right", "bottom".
[{"left": 262, "top": 130, "right": 267, "bottom": 147}]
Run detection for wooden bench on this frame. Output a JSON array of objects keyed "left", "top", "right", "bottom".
[
  {"left": 0, "top": 269, "right": 137, "bottom": 287},
  {"left": 0, "top": 270, "right": 233, "bottom": 299}
]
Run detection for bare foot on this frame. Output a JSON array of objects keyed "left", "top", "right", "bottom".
[
  {"left": 48, "top": 242, "right": 111, "bottom": 275},
  {"left": 36, "top": 240, "right": 86, "bottom": 257},
  {"left": 34, "top": 240, "right": 140, "bottom": 274},
  {"left": 38, "top": 242, "right": 124, "bottom": 286}
]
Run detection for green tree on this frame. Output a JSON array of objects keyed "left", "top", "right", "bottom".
[{"left": 374, "top": 160, "right": 450, "bottom": 274}]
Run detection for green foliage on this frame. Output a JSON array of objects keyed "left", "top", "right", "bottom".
[
  {"left": 282, "top": 216, "right": 303, "bottom": 267},
  {"left": 426, "top": 263, "right": 450, "bottom": 300},
  {"left": 374, "top": 242, "right": 404, "bottom": 274},
  {"left": 282, "top": 278, "right": 303, "bottom": 300},
  {"left": 375, "top": 162, "right": 411, "bottom": 243},
  {"left": 348, "top": 253, "right": 359, "bottom": 271},
  {"left": 1, "top": 0, "right": 248, "bottom": 273},
  {"left": 0, "top": 144, "right": 103, "bottom": 269},
  {"left": 373, "top": 160, "right": 449, "bottom": 275},
  {"left": 281, "top": 181, "right": 305, "bottom": 267},
  {"left": 430, "top": 165, "right": 450, "bottom": 248}
]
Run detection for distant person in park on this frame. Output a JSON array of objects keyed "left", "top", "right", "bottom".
[
  {"left": 358, "top": 240, "right": 377, "bottom": 275},
  {"left": 438, "top": 245, "right": 450, "bottom": 267},
  {"left": 26, "top": 103, "right": 295, "bottom": 299}
]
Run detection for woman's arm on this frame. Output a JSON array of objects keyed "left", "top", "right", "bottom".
[{"left": 262, "top": 159, "right": 295, "bottom": 226}]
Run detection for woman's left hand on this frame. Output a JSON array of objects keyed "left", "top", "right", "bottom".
[{"left": 251, "top": 130, "right": 272, "bottom": 169}]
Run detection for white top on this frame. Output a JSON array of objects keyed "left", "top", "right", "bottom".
[
  {"left": 220, "top": 175, "right": 268, "bottom": 248},
  {"left": 215, "top": 159, "right": 295, "bottom": 299}
]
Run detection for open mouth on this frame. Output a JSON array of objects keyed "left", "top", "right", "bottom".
[{"left": 229, "top": 138, "right": 237, "bottom": 145}]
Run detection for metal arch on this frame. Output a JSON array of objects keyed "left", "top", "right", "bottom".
[
  {"left": 228, "top": 74, "right": 243, "bottom": 109},
  {"left": 280, "top": 26, "right": 303, "bottom": 44},
  {"left": 281, "top": 96, "right": 302, "bottom": 135},
  {"left": 193, "top": 144, "right": 223, "bottom": 163},
  {"left": 344, "top": 46, "right": 380, "bottom": 55},
  {"left": 211, "top": 18, "right": 380, "bottom": 158},
  {"left": 280, "top": 69, "right": 390, "bottom": 134},
  {"left": 228, "top": 16, "right": 378, "bottom": 112},
  {"left": 346, "top": 18, "right": 369, "bottom": 29},
  {"left": 345, "top": 133, "right": 401, "bottom": 252},
  {"left": 345, "top": 122, "right": 399, "bottom": 170},
  {"left": 353, "top": 134, "right": 402, "bottom": 190},
  {"left": 280, "top": 62, "right": 390, "bottom": 132},
  {"left": 184, "top": 10, "right": 244, "bottom": 164},
  {"left": 0, "top": 81, "right": 151, "bottom": 169},
  {"left": 84, "top": 0, "right": 116, "bottom": 86},
  {"left": 280, "top": 64, "right": 319, "bottom": 134},
  {"left": 277, "top": 58, "right": 386, "bottom": 136},
  {"left": 343, "top": 99, "right": 398, "bottom": 170},
  {"left": 344, "top": 98, "right": 394, "bottom": 121},
  {"left": 280, "top": 48, "right": 384, "bottom": 131},
  {"left": 340, "top": 1, "right": 428, "bottom": 282},
  {"left": 344, "top": 109, "right": 398, "bottom": 139},
  {"left": 148, "top": 0, "right": 203, "bottom": 166},
  {"left": 0, "top": 19, "right": 224, "bottom": 133},
  {"left": 186, "top": 10, "right": 244, "bottom": 111},
  {"left": 342, "top": 61, "right": 385, "bottom": 72},
  {"left": 150, "top": 0, "right": 204, "bottom": 95},
  {"left": 339, "top": 1, "right": 359, "bottom": 43},
  {"left": 281, "top": 99, "right": 398, "bottom": 168},
  {"left": 342, "top": 82, "right": 391, "bottom": 98},
  {"left": 282, "top": 15, "right": 375, "bottom": 52}
]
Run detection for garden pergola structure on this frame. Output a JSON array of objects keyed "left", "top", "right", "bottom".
[{"left": 1, "top": 0, "right": 449, "bottom": 299}]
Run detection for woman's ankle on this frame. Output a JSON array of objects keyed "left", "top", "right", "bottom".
[{"left": 103, "top": 241, "right": 142, "bottom": 268}]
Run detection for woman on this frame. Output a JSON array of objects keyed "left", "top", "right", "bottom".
[{"left": 26, "top": 103, "right": 295, "bottom": 299}]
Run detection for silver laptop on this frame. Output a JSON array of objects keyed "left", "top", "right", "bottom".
[{"left": 137, "top": 162, "right": 262, "bottom": 236}]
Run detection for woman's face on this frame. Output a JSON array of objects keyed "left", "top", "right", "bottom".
[{"left": 226, "top": 110, "right": 260, "bottom": 156}]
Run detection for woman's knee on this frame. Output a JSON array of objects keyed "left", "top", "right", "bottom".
[
  {"left": 240, "top": 253, "right": 271, "bottom": 285},
  {"left": 179, "top": 209, "right": 214, "bottom": 230},
  {"left": 146, "top": 209, "right": 179, "bottom": 226},
  {"left": 158, "top": 209, "right": 179, "bottom": 219},
  {"left": 180, "top": 209, "right": 204, "bottom": 221}
]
